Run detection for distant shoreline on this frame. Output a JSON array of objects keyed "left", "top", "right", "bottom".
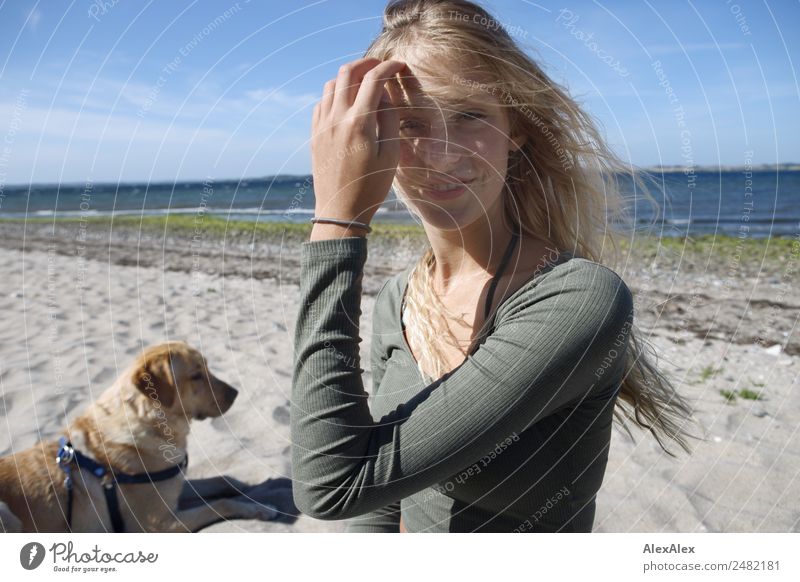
[
  {"left": 3, "top": 164, "right": 798, "bottom": 189},
  {"left": 641, "top": 163, "right": 800, "bottom": 173}
]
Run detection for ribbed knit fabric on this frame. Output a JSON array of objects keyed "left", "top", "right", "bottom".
[{"left": 291, "top": 236, "right": 634, "bottom": 533}]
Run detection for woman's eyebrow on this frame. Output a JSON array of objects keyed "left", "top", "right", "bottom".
[{"left": 401, "top": 100, "right": 492, "bottom": 114}]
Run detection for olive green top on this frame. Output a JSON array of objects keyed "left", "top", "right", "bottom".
[{"left": 291, "top": 236, "right": 633, "bottom": 532}]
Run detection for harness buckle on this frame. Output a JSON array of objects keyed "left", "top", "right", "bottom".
[
  {"left": 56, "top": 441, "right": 75, "bottom": 466},
  {"left": 100, "top": 473, "right": 116, "bottom": 490}
]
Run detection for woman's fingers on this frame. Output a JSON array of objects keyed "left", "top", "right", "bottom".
[
  {"left": 320, "top": 79, "right": 336, "bottom": 117},
  {"left": 352, "top": 60, "right": 407, "bottom": 119},
  {"left": 312, "top": 102, "right": 321, "bottom": 127},
  {"left": 333, "top": 57, "right": 382, "bottom": 113},
  {"left": 384, "top": 75, "right": 405, "bottom": 108}
]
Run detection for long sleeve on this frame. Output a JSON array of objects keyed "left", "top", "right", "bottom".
[
  {"left": 290, "top": 236, "right": 633, "bottom": 521},
  {"left": 344, "top": 279, "right": 401, "bottom": 533}
]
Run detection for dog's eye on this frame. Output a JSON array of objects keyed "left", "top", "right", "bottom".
[{"left": 190, "top": 372, "right": 204, "bottom": 380}]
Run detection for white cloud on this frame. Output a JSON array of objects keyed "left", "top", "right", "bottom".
[
  {"left": 243, "top": 87, "right": 318, "bottom": 108},
  {"left": 26, "top": 7, "right": 42, "bottom": 31}
]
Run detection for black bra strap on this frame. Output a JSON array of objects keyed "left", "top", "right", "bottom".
[{"left": 484, "top": 231, "right": 520, "bottom": 320}]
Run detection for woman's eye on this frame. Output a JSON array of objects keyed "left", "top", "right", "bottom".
[
  {"left": 458, "top": 111, "right": 485, "bottom": 121},
  {"left": 399, "top": 120, "right": 423, "bottom": 131}
]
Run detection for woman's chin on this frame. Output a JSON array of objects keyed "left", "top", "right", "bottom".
[{"left": 420, "top": 211, "right": 482, "bottom": 233}]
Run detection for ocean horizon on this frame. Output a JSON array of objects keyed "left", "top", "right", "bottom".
[{"left": 1, "top": 169, "right": 798, "bottom": 239}]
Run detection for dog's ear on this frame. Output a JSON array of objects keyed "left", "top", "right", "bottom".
[{"left": 132, "top": 349, "right": 176, "bottom": 409}]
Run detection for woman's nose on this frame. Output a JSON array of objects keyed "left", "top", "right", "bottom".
[{"left": 413, "top": 128, "right": 473, "bottom": 170}]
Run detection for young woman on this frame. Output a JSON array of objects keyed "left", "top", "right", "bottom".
[{"left": 291, "top": 0, "right": 698, "bottom": 533}]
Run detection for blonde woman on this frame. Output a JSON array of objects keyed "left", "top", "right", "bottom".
[{"left": 291, "top": 0, "right": 698, "bottom": 533}]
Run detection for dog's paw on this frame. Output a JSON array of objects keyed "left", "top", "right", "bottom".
[{"left": 223, "top": 498, "right": 279, "bottom": 522}]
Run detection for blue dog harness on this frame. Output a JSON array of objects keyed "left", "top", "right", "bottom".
[{"left": 55, "top": 436, "right": 188, "bottom": 532}]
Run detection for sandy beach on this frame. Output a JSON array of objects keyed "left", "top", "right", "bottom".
[{"left": 1, "top": 218, "right": 798, "bottom": 532}]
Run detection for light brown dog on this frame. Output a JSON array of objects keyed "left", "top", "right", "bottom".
[{"left": 0, "top": 341, "right": 276, "bottom": 532}]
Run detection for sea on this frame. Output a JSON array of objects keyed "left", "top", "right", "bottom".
[{"left": 1, "top": 170, "right": 798, "bottom": 239}]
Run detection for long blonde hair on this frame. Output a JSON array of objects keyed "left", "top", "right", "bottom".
[{"left": 365, "top": 0, "right": 701, "bottom": 457}]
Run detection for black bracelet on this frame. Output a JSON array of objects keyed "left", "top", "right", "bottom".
[{"left": 310, "top": 217, "right": 372, "bottom": 233}]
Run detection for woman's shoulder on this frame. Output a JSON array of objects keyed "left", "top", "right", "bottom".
[
  {"left": 498, "top": 253, "right": 634, "bottom": 326},
  {"left": 554, "top": 254, "right": 631, "bottom": 291}
]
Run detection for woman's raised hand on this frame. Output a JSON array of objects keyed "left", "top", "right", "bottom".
[{"left": 310, "top": 57, "right": 406, "bottom": 228}]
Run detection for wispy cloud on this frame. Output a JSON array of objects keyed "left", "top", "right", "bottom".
[
  {"left": 16, "top": 73, "right": 319, "bottom": 125},
  {"left": 25, "top": 6, "right": 42, "bottom": 32},
  {"left": 243, "top": 88, "right": 318, "bottom": 108}
]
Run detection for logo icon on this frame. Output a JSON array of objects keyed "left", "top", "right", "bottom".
[{"left": 20, "top": 542, "right": 46, "bottom": 570}]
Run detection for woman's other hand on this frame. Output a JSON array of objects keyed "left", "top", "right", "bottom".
[{"left": 311, "top": 57, "right": 405, "bottom": 227}]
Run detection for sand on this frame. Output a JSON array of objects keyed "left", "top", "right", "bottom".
[{"left": 0, "top": 220, "right": 797, "bottom": 532}]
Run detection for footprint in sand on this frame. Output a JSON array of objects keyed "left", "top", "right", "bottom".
[{"left": 272, "top": 404, "right": 290, "bottom": 426}]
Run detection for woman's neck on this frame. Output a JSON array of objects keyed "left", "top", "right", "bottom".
[{"left": 424, "top": 206, "right": 518, "bottom": 295}]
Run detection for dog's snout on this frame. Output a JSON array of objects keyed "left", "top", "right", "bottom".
[{"left": 225, "top": 385, "right": 238, "bottom": 404}]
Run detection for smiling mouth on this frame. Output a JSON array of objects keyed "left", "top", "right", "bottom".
[{"left": 420, "top": 179, "right": 475, "bottom": 199}]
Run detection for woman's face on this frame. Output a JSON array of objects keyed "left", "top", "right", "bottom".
[{"left": 390, "top": 57, "right": 524, "bottom": 232}]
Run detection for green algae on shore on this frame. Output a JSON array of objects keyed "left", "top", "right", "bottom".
[{"left": 2, "top": 215, "right": 798, "bottom": 270}]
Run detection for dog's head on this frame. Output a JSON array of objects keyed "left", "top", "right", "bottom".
[{"left": 130, "top": 341, "right": 238, "bottom": 421}]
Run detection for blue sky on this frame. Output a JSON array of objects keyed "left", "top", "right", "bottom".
[{"left": 1, "top": 0, "right": 797, "bottom": 184}]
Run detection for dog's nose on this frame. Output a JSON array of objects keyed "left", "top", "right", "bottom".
[{"left": 225, "top": 385, "right": 238, "bottom": 404}]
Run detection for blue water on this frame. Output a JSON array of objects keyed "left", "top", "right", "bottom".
[{"left": 1, "top": 171, "right": 798, "bottom": 238}]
